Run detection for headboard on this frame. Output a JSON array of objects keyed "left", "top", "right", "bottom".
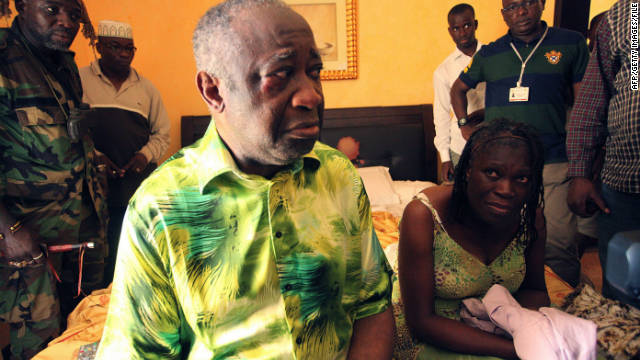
[{"left": 180, "top": 104, "right": 437, "bottom": 182}]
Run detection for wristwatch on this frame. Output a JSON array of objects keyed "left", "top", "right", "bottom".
[{"left": 458, "top": 117, "right": 468, "bottom": 127}]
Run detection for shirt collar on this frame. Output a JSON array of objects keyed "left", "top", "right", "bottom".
[
  {"left": 90, "top": 59, "right": 140, "bottom": 85},
  {"left": 507, "top": 21, "right": 549, "bottom": 46},
  {"left": 189, "top": 118, "right": 321, "bottom": 194},
  {"left": 453, "top": 40, "right": 483, "bottom": 59}
]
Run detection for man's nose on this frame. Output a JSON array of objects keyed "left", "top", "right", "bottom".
[
  {"left": 515, "top": 4, "right": 529, "bottom": 16},
  {"left": 495, "top": 178, "right": 516, "bottom": 197},
  {"left": 292, "top": 76, "right": 323, "bottom": 110}
]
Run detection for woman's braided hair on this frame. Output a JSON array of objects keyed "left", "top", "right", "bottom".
[
  {"left": 449, "top": 118, "right": 545, "bottom": 244},
  {"left": 1, "top": 0, "right": 96, "bottom": 46}
]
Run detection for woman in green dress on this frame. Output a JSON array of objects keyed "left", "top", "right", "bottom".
[{"left": 398, "top": 119, "right": 550, "bottom": 359}]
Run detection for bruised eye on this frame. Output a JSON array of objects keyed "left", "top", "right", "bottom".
[
  {"left": 308, "top": 65, "right": 323, "bottom": 80},
  {"left": 270, "top": 67, "right": 293, "bottom": 80}
]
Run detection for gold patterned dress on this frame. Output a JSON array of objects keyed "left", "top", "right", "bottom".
[{"left": 391, "top": 193, "right": 527, "bottom": 359}]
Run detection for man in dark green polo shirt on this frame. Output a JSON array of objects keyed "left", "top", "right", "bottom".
[{"left": 450, "top": 0, "right": 591, "bottom": 287}]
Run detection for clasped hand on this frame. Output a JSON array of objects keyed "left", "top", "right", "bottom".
[{"left": 96, "top": 152, "right": 149, "bottom": 178}]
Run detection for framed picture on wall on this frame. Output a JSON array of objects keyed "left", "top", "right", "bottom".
[{"left": 286, "top": 0, "right": 358, "bottom": 80}]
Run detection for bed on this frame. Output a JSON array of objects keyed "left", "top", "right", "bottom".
[{"left": 35, "top": 105, "right": 636, "bottom": 360}]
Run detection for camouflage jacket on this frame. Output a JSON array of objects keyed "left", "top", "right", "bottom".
[{"left": 0, "top": 20, "right": 107, "bottom": 244}]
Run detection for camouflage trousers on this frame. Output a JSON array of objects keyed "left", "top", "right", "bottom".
[{"left": 0, "top": 203, "right": 105, "bottom": 359}]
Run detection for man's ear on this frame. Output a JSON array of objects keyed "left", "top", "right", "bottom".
[{"left": 196, "top": 71, "right": 225, "bottom": 113}]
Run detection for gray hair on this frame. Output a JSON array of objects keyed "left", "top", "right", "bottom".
[{"left": 192, "top": 0, "right": 289, "bottom": 83}]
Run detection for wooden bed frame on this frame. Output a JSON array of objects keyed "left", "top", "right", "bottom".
[{"left": 181, "top": 104, "right": 437, "bottom": 182}]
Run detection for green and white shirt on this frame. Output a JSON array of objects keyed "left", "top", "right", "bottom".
[{"left": 96, "top": 119, "right": 392, "bottom": 359}]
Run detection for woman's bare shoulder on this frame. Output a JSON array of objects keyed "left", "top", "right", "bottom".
[{"left": 417, "top": 184, "right": 453, "bottom": 215}]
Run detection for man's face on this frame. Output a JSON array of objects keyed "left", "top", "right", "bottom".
[
  {"left": 97, "top": 37, "right": 135, "bottom": 73},
  {"left": 448, "top": 9, "right": 477, "bottom": 51},
  {"left": 17, "top": 0, "right": 81, "bottom": 51},
  {"left": 501, "top": 0, "right": 544, "bottom": 38},
  {"left": 216, "top": 7, "right": 324, "bottom": 168}
]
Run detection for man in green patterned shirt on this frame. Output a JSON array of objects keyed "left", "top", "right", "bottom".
[{"left": 96, "top": 0, "right": 394, "bottom": 358}]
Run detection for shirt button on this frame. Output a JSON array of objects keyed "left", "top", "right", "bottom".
[{"left": 275, "top": 231, "right": 282, "bottom": 238}]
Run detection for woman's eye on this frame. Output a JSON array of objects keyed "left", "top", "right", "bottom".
[
  {"left": 484, "top": 169, "right": 499, "bottom": 178},
  {"left": 45, "top": 6, "right": 57, "bottom": 15},
  {"left": 516, "top": 176, "right": 530, "bottom": 183}
]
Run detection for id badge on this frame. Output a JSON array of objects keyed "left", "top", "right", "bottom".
[{"left": 509, "top": 86, "right": 529, "bottom": 102}]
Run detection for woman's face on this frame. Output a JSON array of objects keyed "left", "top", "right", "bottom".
[{"left": 465, "top": 142, "right": 532, "bottom": 226}]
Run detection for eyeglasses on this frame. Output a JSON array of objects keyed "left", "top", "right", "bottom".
[
  {"left": 104, "top": 44, "right": 137, "bottom": 54},
  {"left": 501, "top": 0, "right": 540, "bottom": 14}
]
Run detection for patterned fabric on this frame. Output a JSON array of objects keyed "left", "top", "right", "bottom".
[
  {"left": 390, "top": 193, "right": 526, "bottom": 359},
  {"left": 0, "top": 20, "right": 107, "bottom": 243},
  {"left": 0, "top": 19, "right": 107, "bottom": 359},
  {"left": 459, "top": 22, "right": 589, "bottom": 163},
  {"left": 96, "top": 120, "right": 392, "bottom": 359},
  {"left": 567, "top": 0, "right": 640, "bottom": 193},
  {"left": 562, "top": 284, "right": 640, "bottom": 360}
]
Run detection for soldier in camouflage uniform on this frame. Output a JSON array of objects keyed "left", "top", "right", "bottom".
[{"left": 0, "top": 0, "right": 107, "bottom": 358}]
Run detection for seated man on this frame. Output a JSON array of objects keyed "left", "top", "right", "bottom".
[{"left": 95, "top": 0, "right": 394, "bottom": 358}]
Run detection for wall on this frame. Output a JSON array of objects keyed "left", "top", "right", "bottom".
[
  {"left": 5, "top": 1, "right": 560, "bottom": 160},
  {"left": 591, "top": 0, "right": 616, "bottom": 20}
]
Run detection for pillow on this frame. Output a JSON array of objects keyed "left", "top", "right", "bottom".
[
  {"left": 357, "top": 166, "right": 401, "bottom": 206},
  {"left": 392, "top": 180, "right": 437, "bottom": 208}
]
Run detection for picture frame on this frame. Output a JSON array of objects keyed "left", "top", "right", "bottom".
[{"left": 286, "top": 0, "right": 358, "bottom": 80}]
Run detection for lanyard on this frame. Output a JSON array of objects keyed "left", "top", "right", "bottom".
[{"left": 509, "top": 27, "right": 549, "bottom": 87}]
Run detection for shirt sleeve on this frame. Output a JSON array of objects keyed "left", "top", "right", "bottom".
[
  {"left": 96, "top": 197, "right": 184, "bottom": 359},
  {"left": 567, "top": 17, "right": 614, "bottom": 178},
  {"left": 352, "top": 177, "right": 393, "bottom": 320},
  {"left": 138, "top": 80, "right": 171, "bottom": 164},
  {"left": 432, "top": 66, "right": 453, "bottom": 162},
  {"left": 458, "top": 51, "right": 484, "bottom": 89},
  {"left": 571, "top": 33, "right": 591, "bottom": 83}
]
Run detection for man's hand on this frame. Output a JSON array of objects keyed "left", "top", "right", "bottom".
[
  {"left": 122, "top": 152, "right": 149, "bottom": 175},
  {"left": 441, "top": 161, "right": 454, "bottom": 183},
  {"left": 347, "top": 307, "right": 394, "bottom": 359},
  {"left": 460, "top": 124, "right": 476, "bottom": 140},
  {"left": 0, "top": 225, "right": 43, "bottom": 263},
  {"left": 567, "top": 177, "right": 610, "bottom": 217},
  {"left": 96, "top": 153, "right": 124, "bottom": 179}
]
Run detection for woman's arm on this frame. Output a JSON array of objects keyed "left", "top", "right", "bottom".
[
  {"left": 398, "top": 196, "right": 518, "bottom": 359},
  {"left": 514, "top": 207, "right": 550, "bottom": 309}
]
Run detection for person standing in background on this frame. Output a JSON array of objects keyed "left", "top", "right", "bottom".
[
  {"left": 0, "top": 0, "right": 107, "bottom": 357},
  {"left": 433, "top": 3, "right": 485, "bottom": 183},
  {"left": 450, "top": 0, "right": 592, "bottom": 287},
  {"left": 566, "top": 0, "right": 640, "bottom": 307},
  {"left": 79, "top": 20, "right": 170, "bottom": 286}
]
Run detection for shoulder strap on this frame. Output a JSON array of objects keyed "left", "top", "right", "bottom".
[{"left": 413, "top": 192, "right": 444, "bottom": 226}]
